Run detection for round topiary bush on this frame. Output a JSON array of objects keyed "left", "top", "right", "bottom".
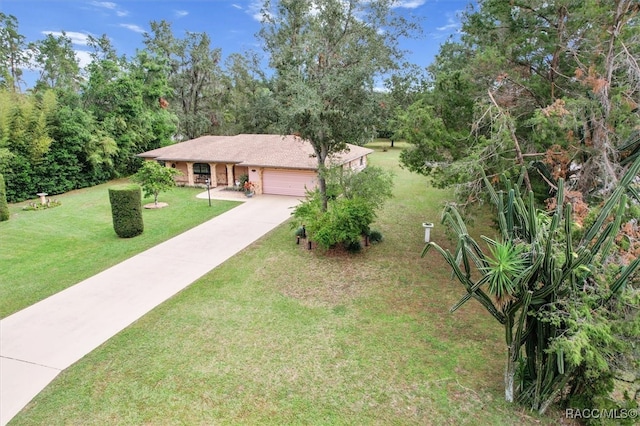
[
  {"left": 109, "top": 184, "right": 144, "bottom": 238},
  {"left": 0, "top": 173, "right": 9, "bottom": 222}
]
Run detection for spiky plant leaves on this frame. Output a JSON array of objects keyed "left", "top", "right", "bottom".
[{"left": 423, "top": 154, "right": 640, "bottom": 412}]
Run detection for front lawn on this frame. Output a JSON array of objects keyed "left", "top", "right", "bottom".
[
  {"left": 0, "top": 181, "right": 240, "bottom": 318},
  {"left": 9, "top": 145, "right": 561, "bottom": 424}
]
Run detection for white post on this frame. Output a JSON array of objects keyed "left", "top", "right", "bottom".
[{"left": 422, "top": 222, "right": 434, "bottom": 243}]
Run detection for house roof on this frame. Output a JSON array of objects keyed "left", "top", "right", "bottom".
[{"left": 138, "top": 134, "right": 374, "bottom": 170}]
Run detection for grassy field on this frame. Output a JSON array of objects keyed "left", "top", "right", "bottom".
[
  {"left": 8, "top": 144, "right": 562, "bottom": 425},
  {"left": 0, "top": 182, "right": 240, "bottom": 318}
]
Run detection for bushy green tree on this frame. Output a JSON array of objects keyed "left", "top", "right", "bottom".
[
  {"left": 143, "top": 20, "right": 224, "bottom": 140},
  {"left": 399, "top": 0, "right": 640, "bottom": 202},
  {"left": 132, "top": 160, "right": 181, "bottom": 207},
  {"left": 83, "top": 35, "right": 177, "bottom": 175},
  {"left": 0, "top": 89, "right": 57, "bottom": 201},
  {"left": 0, "top": 13, "right": 30, "bottom": 92},
  {"left": 0, "top": 172, "right": 9, "bottom": 221},
  {"left": 260, "top": 0, "right": 412, "bottom": 211},
  {"left": 31, "top": 31, "right": 81, "bottom": 93}
]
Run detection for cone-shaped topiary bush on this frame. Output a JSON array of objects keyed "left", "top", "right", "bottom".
[
  {"left": 0, "top": 173, "right": 9, "bottom": 221},
  {"left": 108, "top": 184, "right": 144, "bottom": 238}
]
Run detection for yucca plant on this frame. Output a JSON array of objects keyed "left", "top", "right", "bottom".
[{"left": 423, "top": 155, "right": 640, "bottom": 413}]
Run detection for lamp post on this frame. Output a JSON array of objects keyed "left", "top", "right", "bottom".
[{"left": 205, "top": 178, "right": 211, "bottom": 207}]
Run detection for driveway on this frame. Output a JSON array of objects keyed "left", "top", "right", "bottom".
[{"left": 0, "top": 194, "right": 299, "bottom": 425}]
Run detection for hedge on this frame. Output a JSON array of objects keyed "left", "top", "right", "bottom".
[
  {"left": 108, "top": 184, "right": 144, "bottom": 238},
  {"left": 0, "top": 173, "right": 9, "bottom": 221}
]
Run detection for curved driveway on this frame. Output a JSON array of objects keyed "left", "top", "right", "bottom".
[{"left": 0, "top": 194, "right": 299, "bottom": 425}]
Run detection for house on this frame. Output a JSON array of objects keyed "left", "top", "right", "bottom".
[{"left": 137, "top": 134, "right": 374, "bottom": 196}]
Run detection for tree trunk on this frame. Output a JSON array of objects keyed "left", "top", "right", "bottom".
[
  {"left": 318, "top": 172, "right": 328, "bottom": 211},
  {"left": 505, "top": 342, "right": 516, "bottom": 403},
  {"left": 315, "top": 142, "right": 329, "bottom": 212}
]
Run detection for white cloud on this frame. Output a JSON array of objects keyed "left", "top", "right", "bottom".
[
  {"left": 120, "top": 24, "right": 146, "bottom": 34},
  {"left": 393, "top": 0, "right": 426, "bottom": 9},
  {"left": 92, "top": 1, "right": 117, "bottom": 10},
  {"left": 435, "top": 12, "right": 462, "bottom": 33},
  {"left": 248, "top": 0, "right": 266, "bottom": 21},
  {"left": 175, "top": 10, "right": 189, "bottom": 18},
  {"left": 75, "top": 50, "right": 92, "bottom": 68},
  {"left": 91, "top": 1, "right": 129, "bottom": 17},
  {"left": 42, "top": 31, "right": 91, "bottom": 46},
  {"left": 232, "top": 4, "right": 243, "bottom": 10},
  {"left": 436, "top": 22, "right": 458, "bottom": 31}
]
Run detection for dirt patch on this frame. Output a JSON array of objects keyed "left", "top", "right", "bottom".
[{"left": 144, "top": 202, "right": 168, "bottom": 209}]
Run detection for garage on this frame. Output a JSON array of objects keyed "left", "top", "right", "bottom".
[{"left": 262, "top": 169, "right": 317, "bottom": 196}]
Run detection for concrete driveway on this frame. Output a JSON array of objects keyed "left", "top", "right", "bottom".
[{"left": 0, "top": 194, "right": 299, "bottom": 425}]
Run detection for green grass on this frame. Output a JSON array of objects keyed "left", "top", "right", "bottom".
[
  {"left": 0, "top": 180, "right": 240, "bottom": 318},
  {"left": 9, "top": 145, "right": 563, "bottom": 425}
]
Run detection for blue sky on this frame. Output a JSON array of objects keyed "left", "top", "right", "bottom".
[{"left": 2, "top": 0, "right": 474, "bottom": 86}]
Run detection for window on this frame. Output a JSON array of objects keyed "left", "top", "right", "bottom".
[{"left": 193, "top": 163, "right": 210, "bottom": 175}]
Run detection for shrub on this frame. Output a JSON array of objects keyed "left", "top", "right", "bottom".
[
  {"left": 311, "top": 197, "right": 373, "bottom": 250},
  {"left": 108, "top": 184, "right": 144, "bottom": 238},
  {"left": 22, "top": 199, "right": 62, "bottom": 211},
  {"left": 344, "top": 240, "right": 362, "bottom": 253},
  {"left": 294, "top": 226, "right": 307, "bottom": 238},
  {"left": 238, "top": 174, "right": 249, "bottom": 189},
  {"left": 0, "top": 173, "right": 9, "bottom": 221},
  {"left": 369, "top": 230, "right": 383, "bottom": 243}
]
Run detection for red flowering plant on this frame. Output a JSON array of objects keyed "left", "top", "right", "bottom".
[{"left": 243, "top": 181, "right": 255, "bottom": 194}]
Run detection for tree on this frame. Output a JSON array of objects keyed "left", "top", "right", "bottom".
[
  {"left": 221, "top": 52, "right": 279, "bottom": 135},
  {"left": 0, "top": 89, "right": 57, "bottom": 201},
  {"left": 260, "top": 0, "right": 412, "bottom": 211},
  {"left": 0, "top": 13, "right": 30, "bottom": 92},
  {"left": 143, "top": 21, "right": 224, "bottom": 140},
  {"left": 423, "top": 155, "right": 640, "bottom": 413},
  {"left": 132, "top": 160, "right": 181, "bottom": 207},
  {"left": 30, "top": 32, "right": 81, "bottom": 93},
  {"left": 83, "top": 36, "right": 177, "bottom": 175},
  {"left": 399, "top": 0, "right": 640, "bottom": 203}
]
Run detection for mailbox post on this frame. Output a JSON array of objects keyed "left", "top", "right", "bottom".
[{"left": 422, "top": 222, "right": 434, "bottom": 243}]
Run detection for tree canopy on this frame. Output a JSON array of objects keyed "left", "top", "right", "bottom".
[
  {"left": 399, "top": 0, "right": 640, "bottom": 204},
  {"left": 260, "top": 0, "right": 413, "bottom": 210}
]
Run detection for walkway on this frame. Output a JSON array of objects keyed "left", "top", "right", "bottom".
[{"left": 0, "top": 193, "right": 299, "bottom": 425}]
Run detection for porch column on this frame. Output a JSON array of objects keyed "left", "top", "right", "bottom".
[
  {"left": 226, "top": 164, "right": 234, "bottom": 188},
  {"left": 186, "top": 162, "right": 194, "bottom": 186},
  {"left": 208, "top": 163, "right": 217, "bottom": 187}
]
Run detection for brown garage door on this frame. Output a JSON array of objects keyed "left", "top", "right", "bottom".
[{"left": 263, "top": 169, "right": 317, "bottom": 196}]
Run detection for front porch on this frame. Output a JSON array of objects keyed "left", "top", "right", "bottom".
[{"left": 169, "top": 161, "right": 254, "bottom": 191}]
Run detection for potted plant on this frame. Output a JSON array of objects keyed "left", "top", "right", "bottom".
[{"left": 243, "top": 181, "right": 255, "bottom": 197}]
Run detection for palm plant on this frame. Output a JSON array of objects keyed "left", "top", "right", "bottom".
[{"left": 423, "top": 155, "right": 640, "bottom": 413}]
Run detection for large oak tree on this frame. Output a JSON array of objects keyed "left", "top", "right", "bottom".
[{"left": 260, "top": 0, "right": 412, "bottom": 210}]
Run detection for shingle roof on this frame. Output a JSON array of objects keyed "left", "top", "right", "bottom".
[{"left": 138, "top": 134, "right": 374, "bottom": 170}]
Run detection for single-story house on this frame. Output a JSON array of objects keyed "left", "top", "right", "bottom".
[{"left": 137, "top": 134, "right": 374, "bottom": 196}]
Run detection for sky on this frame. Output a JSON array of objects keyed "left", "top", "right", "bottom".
[{"left": 1, "top": 0, "right": 475, "bottom": 88}]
